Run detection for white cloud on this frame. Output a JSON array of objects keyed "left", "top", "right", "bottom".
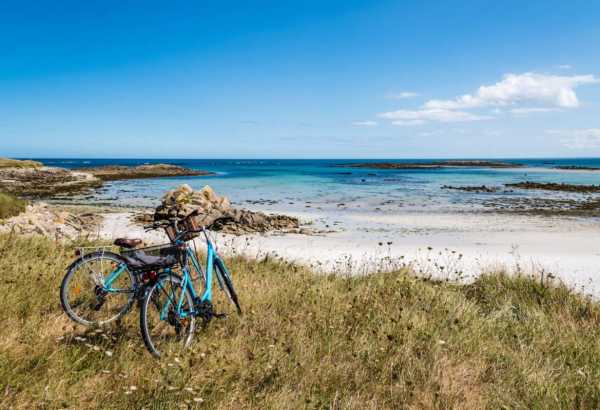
[
  {"left": 510, "top": 107, "right": 560, "bottom": 115},
  {"left": 556, "top": 64, "right": 573, "bottom": 70},
  {"left": 387, "top": 91, "right": 419, "bottom": 99},
  {"left": 392, "top": 120, "right": 426, "bottom": 126},
  {"left": 423, "top": 72, "right": 598, "bottom": 110},
  {"left": 377, "top": 72, "right": 598, "bottom": 126},
  {"left": 379, "top": 108, "right": 491, "bottom": 126},
  {"left": 548, "top": 129, "right": 600, "bottom": 149},
  {"left": 352, "top": 120, "right": 378, "bottom": 127}
]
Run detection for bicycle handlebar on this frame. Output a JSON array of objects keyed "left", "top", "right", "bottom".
[{"left": 144, "top": 210, "right": 227, "bottom": 242}]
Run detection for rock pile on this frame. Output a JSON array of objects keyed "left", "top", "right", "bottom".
[
  {"left": 0, "top": 203, "right": 102, "bottom": 240},
  {"left": 154, "top": 184, "right": 299, "bottom": 235}
]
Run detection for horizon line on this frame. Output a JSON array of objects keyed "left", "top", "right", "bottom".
[{"left": 14, "top": 155, "right": 600, "bottom": 161}]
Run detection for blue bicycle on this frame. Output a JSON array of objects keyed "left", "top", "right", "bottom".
[{"left": 139, "top": 211, "right": 242, "bottom": 357}]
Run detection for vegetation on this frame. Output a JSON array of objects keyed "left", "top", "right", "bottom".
[
  {"left": 0, "top": 192, "right": 28, "bottom": 219},
  {"left": 2, "top": 234, "right": 600, "bottom": 409},
  {"left": 0, "top": 158, "right": 43, "bottom": 169},
  {"left": 79, "top": 164, "right": 213, "bottom": 181}
]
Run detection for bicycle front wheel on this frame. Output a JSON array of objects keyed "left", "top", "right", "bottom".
[
  {"left": 140, "top": 274, "right": 196, "bottom": 358},
  {"left": 60, "top": 251, "right": 136, "bottom": 326}
]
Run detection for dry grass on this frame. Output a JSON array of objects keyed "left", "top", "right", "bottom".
[
  {"left": 0, "top": 158, "right": 43, "bottom": 169},
  {"left": 0, "top": 193, "right": 28, "bottom": 220},
  {"left": 1, "top": 234, "right": 600, "bottom": 409}
]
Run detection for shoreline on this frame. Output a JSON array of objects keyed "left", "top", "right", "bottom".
[{"left": 90, "top": 201, "right": 600, "bottom": 297}]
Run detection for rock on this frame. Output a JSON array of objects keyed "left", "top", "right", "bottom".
[
  {"left": 0, "top": 166, "right": 102, "bottom": 198},
  {"left": 154, "top": 185, "right": 299, "bottom": 235},
  {"left": 505, "top": 181, "right": 600, "bottom": 193},
  {"left": 441, "top": 185, "right": 499, "bottom": 193},
  {"left": 336, "top": 160, "right": 523, "bottom": 169},
  {"left": 554, "top": 166, "right": 600, "bottom": 171},
  {"left": 0, "top": 203, "right": 103, "bottom": 240},
  {"left": 78, "top": 164, "right": 214, "bottom": 181}
]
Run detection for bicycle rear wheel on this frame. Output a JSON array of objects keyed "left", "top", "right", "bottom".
[
  {"left": 140, "top": 274, "right": 196, "bottom": 358},
  {"left": 60, "top": 252, "right": 136, "bottom": 326}
]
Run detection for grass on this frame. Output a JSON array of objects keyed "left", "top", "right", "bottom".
[
  {"left": 0, "top": 158, "right": 43, "bottom": 169},
  {"left": 1, "top": 234, "right": 600, "bottom": 409},
  {"left": 0, "top": 193, "right": 28, "bottom": 220}
]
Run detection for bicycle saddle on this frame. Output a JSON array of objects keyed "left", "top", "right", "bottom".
[{"left": 114, "top": 238, "right": 143, "bottom": 249}]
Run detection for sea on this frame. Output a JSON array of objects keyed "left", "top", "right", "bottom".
[{"left": 34, "top": 158, "right": 600, "bottom": 213}]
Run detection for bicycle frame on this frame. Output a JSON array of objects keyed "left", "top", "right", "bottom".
[
  {"left": 103, "top": 264, "right": 129, "bottom": 292},
  {"left": 159, "top": 229, "right": 228, "bottom": 319}
]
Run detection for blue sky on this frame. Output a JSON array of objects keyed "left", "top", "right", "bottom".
[{"left": 1, "top": 0, "right": 599, "bottom": 158}]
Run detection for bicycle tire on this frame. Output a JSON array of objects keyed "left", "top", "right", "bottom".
[
  {"left": 215, "top": 258, "right": 242, "bottom": 315},
  {"left": 140, "top": 273, "right": 196, "bottom": 358},
  {"left": 60, "top": 251, "right": 136, "bottom": 326}
]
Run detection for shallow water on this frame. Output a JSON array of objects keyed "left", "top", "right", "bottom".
[{"left": 37, "top": 158, "right": 600, "bottom": 211}]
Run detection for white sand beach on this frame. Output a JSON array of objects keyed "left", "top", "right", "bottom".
[{"left": 99, "top": 207, "right": 600, "bottom": 297}]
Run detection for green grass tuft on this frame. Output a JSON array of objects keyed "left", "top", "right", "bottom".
[
  {"left": 0, "top": 158, "right": 43, "bottom": 169},
  {"left": 0, "top": 192, "right": 28, "bottom": 219},
  {"left": 1, "top": 234, "right": 600, "bottom": 409}
]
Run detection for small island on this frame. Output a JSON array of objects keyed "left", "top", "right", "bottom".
[
  {"left": 335, "top": 160, "right": 523, "bottom": 169},
  {"left": 78, "top": 163, "right": 214, "bottom": 181}
]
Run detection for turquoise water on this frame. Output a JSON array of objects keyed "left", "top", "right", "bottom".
[{"left": 36, "top": 158, "right": 600, "bottom": 211}]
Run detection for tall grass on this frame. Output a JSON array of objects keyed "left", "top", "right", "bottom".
[
  {"left": 0, "top": 193, "right": 28, "bottom": 220},
  {"left": 0, "top": 158, "right": 42, "bottom": 169},
  {"left": 1, "top": 234, "right": 600, "bottom": 409}
]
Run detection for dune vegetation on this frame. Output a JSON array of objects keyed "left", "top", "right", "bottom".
[
  {"left": 1, "top": 233, "right": 600, "bottom": 409},
  {"left": 0, "top": 158, "right": 43, "bottom": 169},
  {"left": 0, "top": 193, "right": 28, "bottom": 220}
]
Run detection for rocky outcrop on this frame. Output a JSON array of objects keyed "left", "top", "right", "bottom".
[
  {"left": 0, "top": 166, "right": 102, "bottom": 198},
  {"left": 0, "top": 160, "right": 213, "bottom": 198},
  {"left": 505, "top": 181, "right": 600, "bottom": 193},
  {"left": 154, "top": 184, "right": 299, "bottom": 235},
  {"left": 555, "top": 166, "right": 600, "bottom": 171},
  {"left": 442, "top": 185, "right": 500, "bottom": 193},
  {"left": 336, "top": 160, "right": 523, "bottom": 169},
  {"left": 79, "top": 164, "right": 214, "bottom": 181},
  {"left": 0, "top": 203, "right": 102, "bottom": 240}
]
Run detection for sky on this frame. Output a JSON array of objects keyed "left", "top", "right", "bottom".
[{"left": 1, "top": 0, "right": 599, "bottom": 159}]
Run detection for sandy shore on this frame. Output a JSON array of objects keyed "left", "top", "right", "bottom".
[{"left": 98, "top": 206, "right": 600, "bottom": 297}]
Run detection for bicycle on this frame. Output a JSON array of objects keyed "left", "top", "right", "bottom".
[
  {"left": 60, "top": 214, "right": 197, "bottom": 327},
  {"left": 139, "top": 210, "right": 242, "bottom": 357}
]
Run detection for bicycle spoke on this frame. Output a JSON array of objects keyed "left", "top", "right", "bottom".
[
  {"left": 141, "top": 275, "right": 195, "bottom": 357},
  {"left": 61, "top": 253, "right": 135, "bottom": 326}
]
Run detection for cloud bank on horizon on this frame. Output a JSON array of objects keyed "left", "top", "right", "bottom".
[{"left": 376, "top": 72, "right": 599, "bottom": 126}]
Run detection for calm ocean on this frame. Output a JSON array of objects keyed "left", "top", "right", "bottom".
[{"left": 34, "top": 158, "right": 600, "bottom": 211}]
